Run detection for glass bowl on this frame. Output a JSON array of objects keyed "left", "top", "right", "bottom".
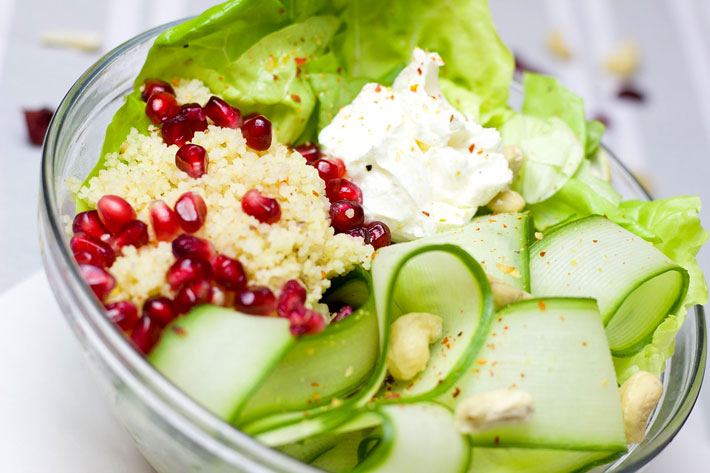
[{"left": 39, "top": 21, "right": 706, "bottom": 473}]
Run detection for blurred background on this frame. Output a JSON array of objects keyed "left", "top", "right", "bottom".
[{"left": 0, "top": 0, "right": 708, "bottom": 470}]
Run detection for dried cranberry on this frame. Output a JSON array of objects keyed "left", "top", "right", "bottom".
[
  {"left": 142, "top": 296, "right": 176, "bottom": 326},
  {"left": 242, "top": 115, "right": 272, "bottom": 151},
  {"left": 234, "top": 286, "right": 277, "bottom": 316},
  {"left": 105, "top": 301, "right": 139, "bottom": 331},
  {"left": 366, "top": 221, "right": 392, "bottom": 249},
  {"left": 294, "top": 142, "right": 320, "bottom": 163},
  {"left": 241, "top": 189, "right": 281, "bottom": 224},
  {"left": 212, "top": 255, "right": 247, "bottom": 290},
  {"left": 23, "top": 108, "right": 54, "bottom": 146},
  {"left": 313, "top": 158, "right": 346, "bottom": 181},
  {"left": 174, "top": 279, "right": 213, "bottom": 314},
  {"left": 149, "top": 200, "right": 181, "bottom": 241},
  {"left": 174, "top": 192, "right": 207, "bottom": 233},
  {"left": 146, "top": 91, "right": 180, "bottom": 124},
  {"left": 141, "top": 79, "right": 175, "bottom": 101},
  {"left": 180, "top": 103, "right": 208, "bottom": 132},
  {"left": 325, "top": 178, "right": 362, "bottom": 204},
  {"left": 172, "top": 234, "right": 215, "bottom": 261},
  {"left": 97, "top": 195, "right": 136, "bottom": 234},
  {"left": 204, "top": 96, "right": 241, "bottom": 128},
  {"left": 162, "top": 114, "right": 195, "bottom": 147},
  {"left": 277, "top": 280, "right": 307, "bottom": 318},
  {"left": 114, "top": 220, "right": 149, "bottom": 251},
  {"left": 166, "top": 257, "right": 212, "bottom": 290},
  {"left": 71, "top": 234, "right": 116, "bottom": 268},
  {"left": 175, "top": 144, "right": 208, "bottom": 178},
  {"left": 131, "top": 315, "right": 162, "bottom": 354},
  {"left": 79, "top": 264, "right": 115, "bottom": 301},
  {"left": 329, "top": 200, "right": 364, "bottom": 232}
]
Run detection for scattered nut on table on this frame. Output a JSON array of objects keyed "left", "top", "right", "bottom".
[
  {"left": 619, "top": 370, "right": 663, "bottom": 443},
  {"left": 455, "top": 389, "right": 534, "bottom": 434},
  {"left": 547, "top": 30, "right": 573, "bottom": 60},
  {"left": 386, "top": 312, "right": 443, "bottom": 381},
  {"left": 603, "top": 41, "right": 640, "bottom": 79}
]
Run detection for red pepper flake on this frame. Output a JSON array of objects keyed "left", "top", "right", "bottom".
[
  {"left": 452, "top": 387, "right": 461, "bottom": 398},
  {"left": 494, "top": 436, "right": 501, "bottom": 445},
  {"left": 291, "top": 94, "right": 301, "bottom": 103},
  {"left": 468, "top": 144, "right": 475, "bottom": 153},
  {"left": 538, "top": 300, "right": 547, "bottom": 311},
  {"left": 171, "top": 326, "right": 188, "bottom": 337},
  {"left": 539, "top": 251, "right": 546, "bottom": 257},
  {"left": 417, "top": 67, "right": 422, "bottom": 75},
  {"left": 24, "top": 107, "right": 54, "bottom": 146},
  {"left": 441, "top": 336, "right": 450, "bottom": 346},
  {"left": 476, "top": 358, "right": 488, "bottom": 366},
  {"left": 422, "top": 211, "right": 431, "bottom": 217},
  {"left": 503, "top": 325, "right": 509, "bottom": 331},
  {"left": 617, "top": 84, "right": 646, "bottom": 103},
  {"left": 509, "top": 382, "right": 518, "bottom": 389},
  {"left": 374, "top": 84, "right": 382, "bottom": 92},
  {"left": 559, "top": 315, "right": 566, "bottom": 322},
  {"left": 272, "top": 74, "right": 280, "bottom": 81},
  {"left": 410, "top": 84, "right": 419, "bottom": 92},
  {"left": 310, "top": 382, "right": 320, "bottom": 388},
  {"left": 295, "top": 57, "right": 307, "bottom": 66},
  {"left": 581, "top": 341, "right": 588, "bottom": 347},
  {"left": 520, "top": 372, "right": 526, "bottom": 379},
  {"left": 312, "top": 190, "right": 320, "bottom": 197},
  {"left": 592, "top": 239, "right": 598, "bottom": 244}
]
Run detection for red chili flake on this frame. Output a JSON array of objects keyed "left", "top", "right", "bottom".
[
  {"left": 494, "top": 436, "right": 501, "bottom": 445},
  {"left": 476, "top": 358, "right": 488, "bottom": 366},
  {"left": 171, "top": 326, "right": 188, "bottom": 337},
  {"left": 592, "top": 239, "right": 598, "bottom": 244},
  {"left": 468, "top": 144, "right": 475, "bottom": 153},
  {"left": 441, "top": 336, "right": 449, "bottom": 346},
  {"left": 295, "top": 57, "right": 307, "bottom": 66},
  {"left": 422, "top": 211, "right": 430, "bottom": 217},
  {"left": 310, "top": 382, "right": 320, "bottom": 388},
  {"left": 417, "top": 67, "right": 422, "bottom": 75},
  {"left": 291, "top": 94, "right": 301, "bottom": 103},
  {"left": 452, "top": 387, "right": 461, "bottom": 398},
  {"left": 520, "top": 372, "right": 526, "bottom": 379},
  {"left": 384, "top": 392, "right": 401, "bottom": 400},
  {"left": 539, "top": 251, "right": 546, "bottom": 257},
  {"left": 410, "top": 84, "right": 419, "bottom": 92},
  {"left": 24, "top": 107, "right": 54, "bottom": 146},
  {"left": 503, "top": 325, "right": 509, "bottom": 331},
  {"left": 374, "top": 84, "right": 382, "bottom": 92},
  {"left": 510, "top": 382, "right": 518, "bottom": 389},
  {"left": 617, "top": 84, "right": 646, "bottom": 103},
  {"left": 538, "top": 300, "right": 547, "bottom": 311},
  {"left": 581, "top": 341, "right": 588, "bottom": 347}
]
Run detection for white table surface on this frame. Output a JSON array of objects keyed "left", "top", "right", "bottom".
[{"left": 0, "top": 0, "right": 709, "bottom": 471}]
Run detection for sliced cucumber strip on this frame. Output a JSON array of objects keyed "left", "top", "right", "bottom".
[
  {"left": 442, "top": 298, "right": 626, "bottom": 452},
  {"left": 237, "top": 272, "right": 378, "bottom": 424},
  {"left": 530, "top": 215, "right": 688, "bottom": 355},
  {"left": 470, "top": 447, "right": 620, "bottom": 473},
  {"left": 149, "top": 305, "right": 293, "bottom": 421}
]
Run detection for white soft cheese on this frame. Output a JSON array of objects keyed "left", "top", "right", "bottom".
[{"left": 318, "top": 48, "right": 513, "bottom": 241}]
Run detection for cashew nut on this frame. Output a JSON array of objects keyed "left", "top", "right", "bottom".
[
  {"left": 488, "top": 276, "right": 532, "bottom": 310},
  {"left": 455, "top": 389, "right": 534, "bottom": 434},
  {"left": 386, "top": 312, "right": 443, "bottom": 381},
  {"left": 488, "top": 189, "right": 526, "bottom": 214},
  {"left": 502, "top": 144, "right": 524, "bottom": 174},
  {"left": 619, "top": 371, "right": 663, "bottom": 444}
]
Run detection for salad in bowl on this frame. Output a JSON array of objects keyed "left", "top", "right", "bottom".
[{"left": 50, "top": 0, "right": 707, "bottom": 472}]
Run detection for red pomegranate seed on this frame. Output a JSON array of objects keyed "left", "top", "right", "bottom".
[
  {"left": 313, "top": 158, "right": 346, "bottom": 181},
  {"left": 97, "top": 195, "right": 136, "bottom": 234},
  {"left": 329, "top": 200, "right": 364, "bottom": 232},
  {"left": 242, "top": 115, "right": 272, "bottom": 151},
  {"left": 343, "top": 226, "right": 369, "bottom": 242},
  {"left": 204, "top": 96, "right": 241, "bottom": 128},
  {"left": 366, "top": 221, "right": 392, "bottom": 249},
  {"left": 277, "top": 280, "right": 307, "bottom": 318},
  {"left": 73, "top": 210, "right": 110, "bottom": 240},
  {"left": 212, "top": 255, "right": 247, "bottom": 290},
  {"left": 174, "top": 279, "right": 213, "bottom": 314},
  {"left": 130, "top": 315, "right": 162, "bottom": 354},
  {"left": 149, "top": 200, "right": 180, "bottom": 241},
  {"left": 289, "top": 309, "right": 326, "bottom": 336},
  {"left": 141, "top": 79, "right": 175, "bottom": 101},
  {"left": 105, "top": 301, "right": 139, "bottom": 331},
  {"left": 332, "top": 305, "right": 354, "bottom": 323},
  {"left": 234, "top": 286, "right": 276, "bottom": 315},
  {"left": 162, "top": 114, "right": 195, "bottom": 147},
  {"left": 325, "top": 178, "right": 362, "bottom": 204},
  {"left": 241, "top": 189, "right": 281, "bottom": 224},
  {"left": 172, "top": 234, "right": 215, "bottom": 261},
  {"left": 167, "top": 257, "right": 212, "bottom": 290},
  {"left": 180, "top": 103, "right": 208, "bottom": 133},
  {"left": 114, "top": 220, "right": 149, "bottom": 251},
  {"left": 142, "top": 296, "right": 177, "bottom": 326},
  {"left": 175, "top": 144, "right": 208, "bottom": 179},
  {"left": 146, "top": 91, "right": 180, "bottom": 124},
  {"left": 71, "top": 233, "right": 116, "bottom": 268},
  {"left": 174, "top": 192, "right": 207, "bottom": 233},
  {"left": 294, "top": 142, "right": 320, "bottom": 163},
  {"left": 24, "top": 108, "right": 54, "bottom": 146},
  {"left": 79, "top": 264, "right": 115, "bottom": 301}
]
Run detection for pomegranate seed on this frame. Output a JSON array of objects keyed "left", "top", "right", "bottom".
[
  {"left": 343, "top": 226, "right": 369, "bottom": 242},
  {"left": 180, "top": 103, "right": 208, "bottom": 133},
  {"left": 289, "top": 309, "right": 326, "bottom": 336},
  {"left": 234, "top": 286, "right": 276, "bottom": 315},
  {"left": 241, "top": 189, "right": 281, "bottom": 224},
  {"left": 24, "top": 108, "right": 54, "bottom": 146},
  {"left": 131, "top": 315, "right": 162, "bottom": 354},
  {"left": 175, "top": 144, "right": 208, "bottom": 178},
  {"left": 141, "top": 79, "right": 175, "bottom": 101},
  {"left": 277, "top": 280, "right": 307, "bottom": 318},
  {"left": 71, "top": 233, "right": 116, "bottom": 268},
  {"left": 174, "top": 279, "right": 213, "bottom": 314},
  {"left": 332, "top": 305, "right": 354, "bottom": 323},
  {"left": 212, "top": 255, "right": 247, "bottom": 290},
  {"left": 325, "top": 178, "right": 362, "bottom": 204},
  {"left": 366, "top": 221, "right": 392, "bottom": 249},
  {"left": 97, "top": 195, "right": 136, "bottom": 234},
  {"left": 174, "top": 192, "right": 207, "bottom": 233},
  {"left": 313, "top": 158, "right": 346, "bottom": 181},
  {"left": 105, "top": 301, "right": 139, "bottom": 331},
  {"left": 79, "top": 264, "right": 115, "bottom": 301},
  {"left": 73, "top": 210, "right": 110, "bottom": 240},
  {"left": 329, "top": 200, "right": 364, "bottom": 232},
  {"left": 146, "top": 91, "right": 180, "bottom": 124},
  {"left": 162, "top": 114, "right": 195, "bottom": 147},
  {"left": 242, "top": 115, "right": 272, "bottom": 151},
  {"left": 149, "top": 200, "right": 181, "bottom": 241},
  {"left": 167, "top": 257, "right": 212, "bottom": 290},
  {"left": 204, "top": 96, "right": 241, "bottom": 128},
  {"left": 143, "top": 296, "right": 177, "bottom": 326},
  {"left": 172, "top": 234, "right": 215, "bottom": 261},
  {"left": 294, "top": 142, "right": 320, "bottom": 163},
  {"left": 114, "top": 220, "right": 149, "bottom": 251}
]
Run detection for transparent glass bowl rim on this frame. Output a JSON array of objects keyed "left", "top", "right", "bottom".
[{"left": 40, "top": 20, "right": 707, "bottom": 473}]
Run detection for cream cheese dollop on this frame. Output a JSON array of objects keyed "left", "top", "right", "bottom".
[{"left": 318, "top": 48, "right": 513, "bottom": 241}]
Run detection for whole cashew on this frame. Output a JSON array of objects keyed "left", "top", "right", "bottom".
[
  {"left": 386, "top": 312, "right": 443, "bottom": 381},
  {"left": 619, "top": 371, "right": 663, "bottom": 443},
  {"left": 455, "top": 389, "right": 534, "bottom": 434}
]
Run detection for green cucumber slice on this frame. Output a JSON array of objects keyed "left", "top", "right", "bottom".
[
  {"left": 237, "top": 271, "right": 378, "bottom": 424},
  {"left": 530, "top": 215, "right": 688, "bottom": 355},
  {"left": 149, "top": 305, "right": 293, "bottom": 421},
  {"left": 442, "top": 298, "right": 626, "bottom": 452},
  {"left": 470, "top": 447, "right": 621, "bottom": 473}
]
